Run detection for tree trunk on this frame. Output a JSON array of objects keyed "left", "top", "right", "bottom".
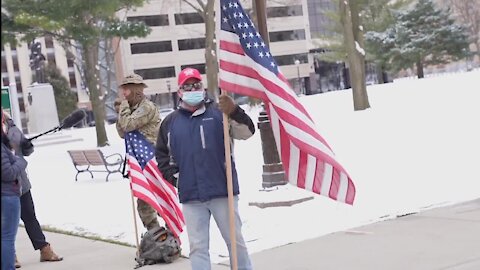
[
  {"left": 416, "top": 61, "right": 424, "bottom": 79},
  {"left": 375, "top": 64, "right": 389, "bottom": 84},
  {"left": 350, "top": 1, "right": 366, "bottom": 85},
  {"left": 340, "top": 0, "right": 370, "bottom": 111},
  {"left": 84, "top": 43, "right": 109, "bottom": 146},
  {"left": 205, "top": 0, "right": 219, "bottom": 98},
  {"left": 375, "top": 64, "right": 384, "bottom": 84}
]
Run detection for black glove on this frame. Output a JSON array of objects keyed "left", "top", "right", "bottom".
[
  {"left": 166, "top": 174, "right": 178, "bottom": 187},
  {"left": 20, "top": 137, "right": 34, "bottom": 156}
]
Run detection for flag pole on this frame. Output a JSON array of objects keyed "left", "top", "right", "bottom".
[
  {"left": 216, "top": 0, "right": 238, "bottom": 269},
  {"left": 123, "top": 156, "right": 141, "bottom": 251},
  {"left": 124, "top": 155, "right": 141, "bottom": 251},
  {"left": 127, "top": 173, "right": 140, "bottom": 253},
  {"left": 221, "top": 93, "right": 238, "bottom": 270},
  {"left": 130, "top": 190, "right": 141, "bottom": 252}
]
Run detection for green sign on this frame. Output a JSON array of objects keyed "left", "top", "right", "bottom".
[{"left": 1, "top": 86, "right": 12, "bottom": 115}]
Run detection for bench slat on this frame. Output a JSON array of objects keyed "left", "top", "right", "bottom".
[
  {"left": 84, "top": 150, "right": 106, "bottom": 166},
  {"left": 68, "top": 151, "right": 90, "bottom": 166}
]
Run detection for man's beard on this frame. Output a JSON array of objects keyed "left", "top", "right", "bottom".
[{"left": 127, "top": 91, "right": 145, "bottom": 107}]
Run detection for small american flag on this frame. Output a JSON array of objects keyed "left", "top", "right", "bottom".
[
  {"left": 125, "top": 131, "right": 185, "bottom": 237},
  {"left": 218, "top": 0, "right": 356, "bottom": 204}
]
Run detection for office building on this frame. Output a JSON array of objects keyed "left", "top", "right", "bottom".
[{"left": 114, "top": 0, "right": 318, "bottom": 106}]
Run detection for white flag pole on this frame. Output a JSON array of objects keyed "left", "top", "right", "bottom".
[
  {"left": 130, "top": 190, "right": 141, "bottom": 251},
  {"left": 125, "top": 157, "right": 140, "bottom": 253},
  {"left": 216, "top": 0, "right": 238, "bottom": 269},
  {"left": 222, "top": 98, "right": 238, "bottom": 270}
]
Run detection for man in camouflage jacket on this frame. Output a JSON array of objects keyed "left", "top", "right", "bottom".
[{"left": 116, "top": 74, "right": 162, "bottom": 230}]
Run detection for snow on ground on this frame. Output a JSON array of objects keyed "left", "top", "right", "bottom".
[{"left": 23, "top": 69, "right": 480, "bottom": 263}]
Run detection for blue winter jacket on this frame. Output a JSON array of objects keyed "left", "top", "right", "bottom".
[
  {"left": 1, "top": 142, "right": 26, "bottom": 196},
  {"left": 155, "top": 100, "right": 255, "bottom": 203},
  {"left": 6, "top": 118, "right": 34, "bottom": 195}
]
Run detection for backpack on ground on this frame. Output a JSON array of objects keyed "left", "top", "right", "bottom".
[{"left": 134, "top": 226, "right": 181, "bottom": 268}]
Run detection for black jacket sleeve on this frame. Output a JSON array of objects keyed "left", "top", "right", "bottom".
[
  {"left": 229, "top": 105, "right": 255, "bottom": 135},
  {"left": 155, "top": 111, "right": 179, "bottom": 187},
  {"left": 7, "top": 119, "right": 34, "bottom": 156}
]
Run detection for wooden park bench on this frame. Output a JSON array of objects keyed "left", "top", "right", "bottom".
[{"left": 67, "top": 149, "right": 124, "bottom": 182}]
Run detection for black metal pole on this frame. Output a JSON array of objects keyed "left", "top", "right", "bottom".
[
  {"left": 27, "top": 126, "right": 61, "bottom": 141},
  {"left": 253, "top": 0, "right": 287, "bottom": 188}
]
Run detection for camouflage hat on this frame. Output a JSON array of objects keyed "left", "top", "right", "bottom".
[{"left": 120, "top": 74, "right": 147, "bottom": 87}]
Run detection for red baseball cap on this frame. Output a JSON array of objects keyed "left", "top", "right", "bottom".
[{"left": 178, "top": 68, "right": 202, "bottom": 86}]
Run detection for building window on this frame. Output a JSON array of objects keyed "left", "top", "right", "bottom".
[
  {"left": 180, "top": 63, "right": 206, "bottom": 74},
  {"left": 274, "top": 53, "right": 308, "bottom": 66},
  {"left": 127, "top": 15, "right": 169, "bottom": 27},
  {"left": 69, "top": 72, "right": 76, "bottom": 88},
  {"left": 15, "top": 77, "right": 23, "bottom": 95},
  {"left": 174, "top": 13, "right": 204, "bottom": 25},
  {"left": 308, "top": 0, "right": 336, "bottom": 37},
  {"left": 267, "top": 5, "right": 303, "bottom": 18},
  {"left": 47, "top": 52, "right": 56, "bottom": 65},
  {"left": 1, "top": 56, "right": 7, "bottom": 72},
  {"left": 130, "top": 41, "right": 173, "bottom": 54},
  {"left": 269, "top": 29, "right": 306, "bottom": 42},
  {"left": 2, "top": 76, "right": 9, "bottom": 86},
  {"left": 18, "top": 96, "right": 25, "bottom": 112},
  {"left": 12, "top": 55, "right": 19, "bottom": 71},
  {"left": 67, "top": 58, "right": 74, "bottom": 68},
  {"left": 134, "top": 67, "right": 176, "bottom": 80},
  {"left": 177, "top": 38, "right": 206, "bottom": 51}
]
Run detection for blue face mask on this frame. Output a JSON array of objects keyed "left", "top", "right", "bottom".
[{"left": 182, "top": 90, "right": 205, "bottom": 106}]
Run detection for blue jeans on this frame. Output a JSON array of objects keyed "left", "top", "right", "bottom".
[
  {"left": 183, "top": 196, "right": 253, "bottom": 270},
  {"left": 1, "top": 195, "right": 21, "bottom": 270}
]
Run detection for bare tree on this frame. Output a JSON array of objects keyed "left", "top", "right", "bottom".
[
  {"left": 181, "top": 0, "right": 218, "bottom": 97},
  {"left": 444, "top": 0, "right": 480, "bottom": 57},
  {"left": 340, "top": 0, "right": 370, "bottom": 111}
]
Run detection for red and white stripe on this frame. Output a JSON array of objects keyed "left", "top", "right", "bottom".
[
  {"left": 128, "top": 155, "right": 185, "bottom": 237},
  {"left": 219, "top": 31, "right": 356, "bottom": 205}
]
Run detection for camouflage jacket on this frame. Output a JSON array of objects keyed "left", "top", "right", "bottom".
[{"left": 116, "top": 99, "right": 160, "bottom": 145}]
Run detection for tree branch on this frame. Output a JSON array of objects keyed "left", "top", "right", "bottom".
[
  {"left": 181, "top": 0, "right": 206, "bottom": 18},
  {"left": 194, "top": 0, "right": 207, "bottom": 12}
]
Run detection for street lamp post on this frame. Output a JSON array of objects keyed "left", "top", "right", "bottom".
[
  {"left": 294, "top": 59, "right": 301, "bottom": 95},
  {"left": 254, "top": 0, "right": 287, "bottom": 188}
]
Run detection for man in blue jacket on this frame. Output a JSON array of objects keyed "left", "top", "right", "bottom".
[{"left": 155, "top": 68, "right": 254, "bottom": 270}]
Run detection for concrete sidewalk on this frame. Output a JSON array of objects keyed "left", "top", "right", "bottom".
[{"left": 15, "top": 199, "right": 480, "bottom": 270}]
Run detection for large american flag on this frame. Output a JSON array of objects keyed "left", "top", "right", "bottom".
[
  {"left": 125, "top": 131, "right": 185, "bottom": 237},
  {"left": 218, "top": 0, "right": 356, "bottom": 204}
]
